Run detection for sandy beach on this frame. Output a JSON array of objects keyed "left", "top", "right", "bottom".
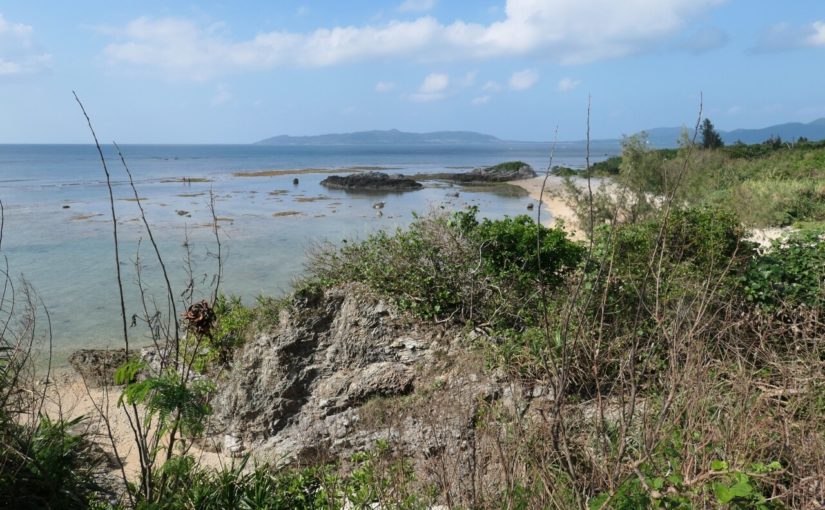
[
  {"left": 508, "top": 175, "right": 583, "bottom": 237},
  {"left": 40, "top": 369, "right": 231, "bottom": 479}
]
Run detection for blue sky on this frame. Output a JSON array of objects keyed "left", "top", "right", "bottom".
[{"left": 0, "top": 0, "right": 823, "bottom": 143}]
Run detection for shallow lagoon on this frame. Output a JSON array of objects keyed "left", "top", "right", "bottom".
[{"left": 0, "top": 143, "right": 616, "bottom": 361}]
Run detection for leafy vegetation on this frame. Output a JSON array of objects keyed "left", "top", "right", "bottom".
[
  {"left": 568, "top": 132, "right": 825, "bottom": 228},
  {"left": 306, "top": 207, "right": 582, "bottom": 326},
  {"left": 744, "top": 227, "right": 825, "bottom": 308},
  {"left": 4, "top": 121, "right": 824, "bottom": 508},
  {"left": 701, "top": 118, "right": 724, "bottom": 149}
]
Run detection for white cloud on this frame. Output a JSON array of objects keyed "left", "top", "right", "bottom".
[
  {"left": 755, "top": 20, "right": 825, "bottom": 52},
  {"left": 808, "top": 21, "right": 825, "bottom": 46},
  {"left": 410, "top": 72, "right": 449, "bottom": 101},
  {"left": 420, "top": 72, "right": 449, "bottom": 92},
  {"left": 509, "top": 69, "right": 537, "bottom": 91},
  {"left": 375, "top": 80, "right": 395, "bottom": 92},
  {"left": 557, "top": 77, "right": 580, "bottom": 92},
  {"left": 398, "top": 0, "right": 436, "bottom": 12},
  {"left": 472, "top": 95, "right": 491, "bottom": 105},
  {"left": 482, "top": 80, "right": 502, "bottom": 92},
  {"left": 210, "top": 84, "right": 232, "bottom": 106},
  {"left": 0, "top": 13, "right": 52, "bottom": 76},
  {"left": 103, "top": 0, "right": 726, "bottom": 79}
]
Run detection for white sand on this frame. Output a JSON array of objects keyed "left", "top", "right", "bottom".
[
  {"left": 508, "top": 176, "right": 583, "bottom": 238},
  {"left": 40, "top": 368, "right": 231, "bottom": 480}
]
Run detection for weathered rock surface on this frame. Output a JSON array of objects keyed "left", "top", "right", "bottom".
[
  {"left": 207, "top": 283, "right": 557, "bottom": 504},
  {"left": 68, "top": 349, "right": 131, "bottom": 388},
  {"left": 419, "top": 161, "right": 537, "bottom": 183},
  {"left": 320, "top": 171, "right": 423, "bottom": 191}
]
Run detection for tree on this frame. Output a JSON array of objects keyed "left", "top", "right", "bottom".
[{"left": 700, "top": 118, "right": 724, "bottom": 149}]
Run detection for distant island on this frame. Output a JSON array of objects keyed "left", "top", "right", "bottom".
[
  {"left": 255, "top": 119, "right": 825, "bottom": 148},
  {"left": 255, "top": 129, "right": 509, "bottom": 146}
]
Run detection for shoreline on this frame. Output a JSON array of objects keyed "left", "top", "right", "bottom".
[
  {"left": 40, "top": 367, "right": 230, "bottom": 478},
  {"left": 508, "top": 176, "right": 583, "bottom": 237}
]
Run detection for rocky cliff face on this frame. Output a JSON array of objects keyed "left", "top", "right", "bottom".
[{"left": 207, "top": 283, "right": 555, "bottom": 503}]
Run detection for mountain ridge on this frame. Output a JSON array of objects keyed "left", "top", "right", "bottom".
[
  {"left": 642, "top": 118, "right": 825, "bottom": 147},
  {"left": 254, "top": 118, "right": 825, "bottom": 147}
]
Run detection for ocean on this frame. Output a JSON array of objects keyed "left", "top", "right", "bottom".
[{"left": 0, "top": 142, "right": 616, "bottom": 362}]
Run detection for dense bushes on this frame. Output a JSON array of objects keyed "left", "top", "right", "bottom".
[
  {"left": 0, "top": 416, "right": 107, "bottom": 510},
  {"left": 744, "top": 228, "right": 825, "bottom": 308},
  {"left": 1, "top": 281, "right": 109, "bottom": 509},
  {"left": 307, "top": 208, "right": 583, "bottom": 327},
  {"left": 126, "top": 442, "right": 430, "bottom": 510},
  {"left": 573, "top": 136, "right": 825, "bottom": 228}
]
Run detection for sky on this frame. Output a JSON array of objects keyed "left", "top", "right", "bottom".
[{"left": 0, "top": 0, "right": 823, "bottom": 143}]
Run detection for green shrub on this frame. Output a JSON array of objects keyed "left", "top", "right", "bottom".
[
  {"left": 744, "top": 228, "right": 825, "bottom": 308},
  {"left": 589, "top": 155, "right": 623, "bottom": 176},
  {"left": 467, "top": 214, "right": 585, "bottom": 288},
  {"left": 0, "top": 416, "right": 108, "bottom": 510},
  {"left": 146, "top": 456, "right": 334, "bottom": 510},
  {"left": 307, "top": 209, "right": 582, "bottom": 327},
  {"left": 594, "top": 206, "right": 753, "bottom": 298}
]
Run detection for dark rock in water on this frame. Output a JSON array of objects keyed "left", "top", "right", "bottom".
[
  {"left": 68, "top": 349, "right": 131, "bottom": 388},
  {"left": 527, "top": 203, "right": 534, "bottom": 210},
  {"left": 423, "top": 161, "right": 537, "bottom": 183},
  {"left": 321, "top": 171, "right": 422, "bottom": 191},
  {"left": 454, "top": 161, "right": 536, "bottom": 182},
  {"left": 292, "top": 178, "right": 299, "bottom": 185},
  {"left": 62, "top": 205, "right": 71, "bottom": 209}
]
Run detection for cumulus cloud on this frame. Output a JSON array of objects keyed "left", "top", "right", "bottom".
[
  {"left": 375, "top": 80, "right": 395, "bottom": 92},
  {"left": 557, "top": 77, "right": 580, "bottom": 92},
  {"left": 410, "top": 72, "right": 449, "bottom": 101},
  {"left": 0, "top": 13, "right": 51, "bottom": 76},
  {"left": 102, "top": 0, "right": 726, "bottom": 79},
  {"left": 754, "top": 20, "right": 825, "bottom": 52},
  {"left": 398, "top": 0, "right": 436, "bottom": 12},
  {"left": 509, "top": 69, "right": 537, "bottom": 91}
]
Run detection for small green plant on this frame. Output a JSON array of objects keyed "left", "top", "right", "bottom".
[{"left": 744, "top": 228, "right": 825, "bottom": 308}]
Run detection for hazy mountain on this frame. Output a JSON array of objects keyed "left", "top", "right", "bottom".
[
  {"left": 639, "top": 118, "right": 825, "bottom": 148},
  {"left": 725, "top": 118, "right": 825, "bottom": 144},
  {"left": 255, "top": 119, "right": 825, "bottom": 148},
  {"left": 255, "top": 129, "right": 506, "bottom": 145}
]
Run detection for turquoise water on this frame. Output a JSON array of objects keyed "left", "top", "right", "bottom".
[{"left": 0, "top": 143, "right": 616, "bottom": 361}]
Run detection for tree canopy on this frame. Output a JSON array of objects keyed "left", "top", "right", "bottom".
[{"left": 701, "top": 118, "right": 724, "bottom": 149}]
